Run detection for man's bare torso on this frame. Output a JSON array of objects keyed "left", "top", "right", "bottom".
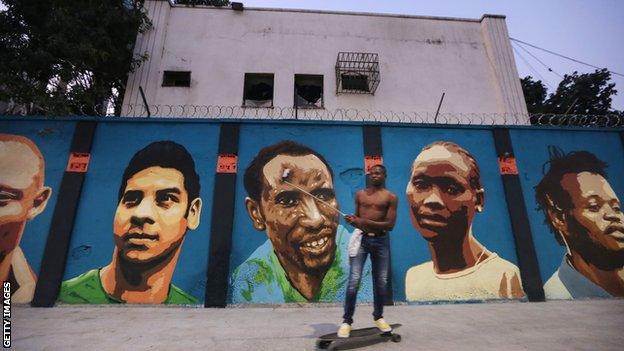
[{"left": 357, "top": 188, "right": 393, "bottom": 222}]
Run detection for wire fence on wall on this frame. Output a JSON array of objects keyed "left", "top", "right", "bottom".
[
  {"left": 2, "top": 104, "right": 623, "bottom": 128},
  {"left": 123, "top": 104, "right": 624, "bottom": 127}
]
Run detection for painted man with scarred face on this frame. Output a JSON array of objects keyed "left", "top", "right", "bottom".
[
  {"left": 536, "top": 149, "right": 624, "bottom": 298},
  {"left": 230, "top": 140, "right": 371, "bottom": 303},
  {"left": 404, "top": 141, "right": 524, "bottom": 301},
  {"left": 0, "top": 134, "right": 52, "bottom": 303},
  {"left": 59, "top": 141, "right": 202, "bottom": 304}
]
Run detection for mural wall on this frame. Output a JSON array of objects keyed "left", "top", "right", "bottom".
[
  {"left": 228, "top": 124, "right": 373, "bottom": 304},
  {"left": 1, "top": 118, "right": 622, "bottom": 305},
  {"left": 383, "top": 127, "right": 523, "bottom": 302},
  {"left": 511, "top": 130, "right": 624, "bottom": 299},
  {"left": 0, "top": 121, "right": 75, "bottom": 303},
  {"left": 60, "top": 122, "right": 219, "bottom": 304}
]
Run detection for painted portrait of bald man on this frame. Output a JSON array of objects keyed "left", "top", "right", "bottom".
[{"left": 0, "top": 134, "right": 52, "bottom": 303}]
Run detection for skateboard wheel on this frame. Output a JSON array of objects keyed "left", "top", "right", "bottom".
[
  {"left": 391, "top": 334, "right": 401, "bottom": 343},
  {"left": 316, "top": 340, "right": 332, "bottom": 349}
]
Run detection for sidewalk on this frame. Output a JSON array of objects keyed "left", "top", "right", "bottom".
[{"left": 13, "top": 299, "right": 624, "bottom": 350}]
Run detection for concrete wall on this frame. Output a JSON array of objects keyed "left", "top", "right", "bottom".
[
  {"left": 122, "top": 1, "right": 528, "bottom": 123},
  {"left": 2, "top": 117, "right": 622, "bottom": 306}
]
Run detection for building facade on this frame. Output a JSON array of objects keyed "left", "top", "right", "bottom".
[{"left": 122, "top": 0, "right": 528, "bottom": 124}]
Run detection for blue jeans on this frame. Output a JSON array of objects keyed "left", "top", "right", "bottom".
[{"left": 342, "top": 235, "right": 390, "bottom": 325}]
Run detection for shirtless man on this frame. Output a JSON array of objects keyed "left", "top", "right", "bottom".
[{"left": 338, "top": 164, "right": 398, "bottom": 337}]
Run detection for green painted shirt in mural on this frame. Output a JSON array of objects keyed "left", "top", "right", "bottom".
[
  {"left": 58, "top": 269, "right": 198, "bottom": 304},
  {"left": 230, "top": 225, "right": 372, "bottom": 303}
]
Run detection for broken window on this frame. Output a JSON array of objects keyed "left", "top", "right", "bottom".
[
  {"left": 162, "top": 71, "right": 191, "bottom": 87},
  {"left": 294, "top": 74, "right": 323, "bottom": 108},
  {"left": 243, "top": 73, "right": 274, "bottom": 107},
  {"left": 335, "top": 52, "right": 380, "bottom": 94}
]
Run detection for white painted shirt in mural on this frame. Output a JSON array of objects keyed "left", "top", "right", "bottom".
[
  {"left": 229, "top": 225, "right": 373, "bottom": 304},
  {"left": 9, "top": 247, "right": 36, "bottom": 304},
  {"left": 544, "top": 256, "right": 611, "bottom": 299},
  {"left": 405, "top": 251, "right": 525, "bottom": 301}
]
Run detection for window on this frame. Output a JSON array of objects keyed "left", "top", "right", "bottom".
[
  {"left": 162, "top": 71, "right": 191, "bottom": 87},
  {"left": 294, "top": 74, "right": 323, "bottom": 108},
  {"left": 243, "top": 73, "right": 274, "bottom": 107},
  {"left": 340, "top": 73, "right": 369, "bottom": 93},
  {"left": 335, "top": 52, "right": 380, "bottom": 94}
]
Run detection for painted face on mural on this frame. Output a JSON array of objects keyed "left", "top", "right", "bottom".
[
  {"left": 0, "top": 135, "right": 51, "bottom": 260},
  {"left": 559, "top": 172, "right": 624, "bottom": 269},
  {"left": 406, "top": 145, "right": 483, "bottom": 241},
  {"left": 113, "top": 166, "right": 201, "bottom": 264},
  {"left": 247, "top": 154, "right": 339, "bottom": 275}
]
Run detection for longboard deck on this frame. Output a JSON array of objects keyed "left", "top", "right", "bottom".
[{"left": 317, "top": 323, "right": 402, "bottom": 350}]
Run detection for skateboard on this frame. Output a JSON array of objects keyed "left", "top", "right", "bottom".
[{"left": 316, "top": 323, "right": 402, "bottom": 350}]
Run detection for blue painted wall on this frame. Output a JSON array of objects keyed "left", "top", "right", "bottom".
[
  {"left": 62, "top": 122, "right": 219, "bottom": 303},
  {"left": 227, "top": 123, "right": 368, "bottom": 303},
  {"left": 382, "top": 126, "right": 520, "bottom": 301},
  {"left": 0, "top": 120, "right": 75, "bottom": 279},
  {"left": 3, "top": 117, "right": 623, "bottom": 305},
  {"left": 510, "top": 129, "right": 624, "bottom": 292}
]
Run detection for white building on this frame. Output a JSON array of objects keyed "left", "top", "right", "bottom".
[{"left": 122, "top": 0, "right": 528, "bottom": 124}]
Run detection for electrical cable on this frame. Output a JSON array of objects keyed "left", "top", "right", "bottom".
[
  {"left": 514, "top": 41, "right": 564, "bottom": 79},
  {"left": 512, "top": 43, "right": 555, "bottom": 90},
  {"left": 510, "top": 37, "right": 624, "bottom": 78}
]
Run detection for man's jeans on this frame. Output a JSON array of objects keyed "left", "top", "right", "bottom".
[{"left": 342, "top": 235, "right": 390, "bottom": 325}]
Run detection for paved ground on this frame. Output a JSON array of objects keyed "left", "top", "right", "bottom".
[{"left": 11, "top": 299, "right": 624, "bottom": 350}]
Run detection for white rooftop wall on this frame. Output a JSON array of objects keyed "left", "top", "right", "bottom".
[{"left": 122, "top": 1, "right": 528, "bottom": 124}]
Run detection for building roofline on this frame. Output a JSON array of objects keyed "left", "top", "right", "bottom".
[{"left": 167, "top": 2, "right": 505, "bottom": 23}]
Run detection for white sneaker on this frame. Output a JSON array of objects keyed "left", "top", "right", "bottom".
[
  {"left": 374, "top": 318, "right": 392, "bottom": 332},
  {"left": 337, "top": 323, "right": 351, "bottom": 338}
]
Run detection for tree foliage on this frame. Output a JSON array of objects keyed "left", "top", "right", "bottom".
[
  {"left": 521, "top": 69, "right": 618, "bottom": 115},
  {"left": 0, "top": 0, "right": 152, "bottom": 116},
  {"left": 520, "top": 76, "right": 548, "bottom": 113}
]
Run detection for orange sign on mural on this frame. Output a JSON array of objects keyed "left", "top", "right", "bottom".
[
  {"left": 66, "top": 152, "right": 91, "bottom": 173},
  {"left": 498, "top": 156, "right": 519, "bottom": 175},
  {"left": 364, "top": 155, "right": 384, "bottom": 173},
  {"left": 217, "top": 153, "right": 238, "bottom": 174}
]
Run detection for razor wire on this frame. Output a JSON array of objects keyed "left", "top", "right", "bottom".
[
  {"left": 3, "top": 103, "right": 623, "bottom": 128},
  {"left": 118, "top": 104, "right": 532, "bottom": 125},
  {"left": 117, "top": 104, "right": 623, "bottom": 127}
]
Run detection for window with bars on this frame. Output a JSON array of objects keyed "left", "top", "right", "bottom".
[{"left": 335, "top": 52, "right": 380, "bottom": 94}]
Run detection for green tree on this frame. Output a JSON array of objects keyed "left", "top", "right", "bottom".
[
  {"left": 0, "top": 0, "right": 152, "bottom": 116},
  {"left": 521, "top": 69, "right": 618, "bottom": 115},
  {"left": 520, "top": 76, "right": 548, "bottom": 113},
  {"left": 545, "top": 69, "right": 616, "bottom": 115}
]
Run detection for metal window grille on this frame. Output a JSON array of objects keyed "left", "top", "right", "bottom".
[{"left": 335, "top": 52, "right": 380, "bottom": 94}]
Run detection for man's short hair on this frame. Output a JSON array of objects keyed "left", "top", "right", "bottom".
[
  {"left": 244, "top": 140, "right": 334, "bottom": 201},
  {"left": 118, "top": 141, "right": 200, "bottom": 203},
  {"left": 535, "top": 147, "right": 608, "bottom": 245},
  {"left": 420, "top": 141, "right": 482, "bottom": 190},
  {"left": 370, "top": 164, "right": 387, "bottom": 176}
]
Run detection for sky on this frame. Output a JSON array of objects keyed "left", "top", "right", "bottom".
[{"left": 243, "top": 0, "right": 624, "bottom": 111}]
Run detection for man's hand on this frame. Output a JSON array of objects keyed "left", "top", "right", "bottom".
[{"left": 344, "top": 214, "right": 361, "bottom": 227}]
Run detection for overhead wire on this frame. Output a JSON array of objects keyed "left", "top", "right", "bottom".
[
  {"left": 512, "top": 42, "right": 555, "bottom": 90},
  {"left": 513, "top": 41, "right": 564, "bottom": 79},
  {"left": 510, "top": 37, "right": 624, "bottom": 78}
]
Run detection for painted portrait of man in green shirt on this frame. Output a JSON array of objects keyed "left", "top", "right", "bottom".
[{"left": 59, "top": 141, "right": 202, "bottom": 304}]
